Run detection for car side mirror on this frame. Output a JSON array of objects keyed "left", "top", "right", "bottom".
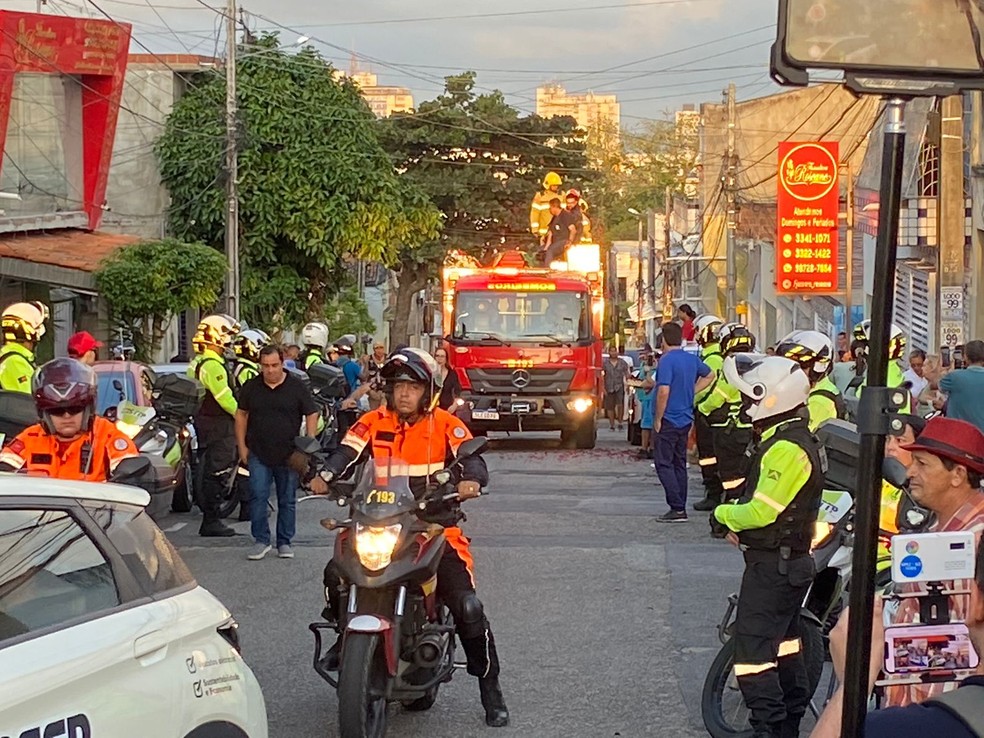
[
  {"left": 110, "top": 455, "right": 151, "bottom": 482},
  {"left": 456, "top": 437, "right": 488, "bottom": 460},
  {"left": 881, "top": 457, "right": 909, "bottom": 489},
  {"left": 294, "top": 436, "right": 321, "bottom": 455}
]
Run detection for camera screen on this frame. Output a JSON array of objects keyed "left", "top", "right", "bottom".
[{"left": 885, "top": 625, "right": 978, "bottom": 674}]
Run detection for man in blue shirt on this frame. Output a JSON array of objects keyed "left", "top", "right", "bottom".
[
  {"left": 653, "top": 322, "right": 714, "bottom": 522},
  {"left": 941, "top": 340, "right": 984, "bottom": 434}
]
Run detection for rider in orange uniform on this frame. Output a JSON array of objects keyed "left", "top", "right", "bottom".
[
  {"left": 0, "top": 358, "right": 138, "bottom": 480},
  {"left": 311, "top": 348, "right": 509, "bottom": 727}
]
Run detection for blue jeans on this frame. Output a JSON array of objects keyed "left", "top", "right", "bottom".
[
  {"left": 655, "top": 420, "right": 692, "bottom": 512},
  {"left": 248, "top": 454, "right": 298, "bottom": 547}
]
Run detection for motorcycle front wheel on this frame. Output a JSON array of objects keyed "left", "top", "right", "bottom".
[
  {"left": 338, "top": 632, "right": 389, "bottom": 738},
  {"left": 171, "top": 458, "right": 195, "bottom": 513},
  {"left": 700, "top": 617, "right": 824, "bottom": 738}
]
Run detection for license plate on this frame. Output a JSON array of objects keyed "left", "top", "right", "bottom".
[
  {"left": 472, "top": 410, "right": 499, "bottom": 421},
  {"left": 511, "top": 403, "right": 531, "bottom": 414}
]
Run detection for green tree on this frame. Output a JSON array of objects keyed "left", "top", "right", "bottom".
[
  {"left": 94, "top": 239, "right": 227, "bottom": 360},
  {"left": 156, "top": 34, "right": 440, "bottom": 329},
  {"left": 377, "top": 72, "right": 591, "bottom": 344},
  {"left": 325, "top": 286, "right": 375, "bottom": 343}
]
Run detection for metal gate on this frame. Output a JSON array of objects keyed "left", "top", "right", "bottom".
[{"left": 893, "top": 264, "right": 935, "bottom": 353}]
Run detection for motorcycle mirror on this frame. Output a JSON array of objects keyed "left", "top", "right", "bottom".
[
  {"left": 433, "top": 469, "right": 452, "bottom": 486},
  {"left": 881, "top": 457, "right": 909, "bottom": 489},
  {"left": 110, "top": 455, "right": 152, "bottom": 482},
  {"left": 294, "top": 436, "right": 321, "bottom": 455},
  {"left": 112, "top": 379, "right": 124, "bottom": 393},
  {"left": 897, "top": 490, "right": 936, "bottom": 533},
  {"left": 455, "top": 437, "right": 488, "bottom": 461}
]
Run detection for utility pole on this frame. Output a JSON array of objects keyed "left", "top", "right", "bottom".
[
  {"left": 223, "top": 0, "right": 240, "bottom": 321},
  {"left": 939, "top": 95, "right": 965, "bottom": 353},
  {"left": 636, "top": 215, "right": 644, "bottom": 338},
  {"left": 724, "top": 83, "right": 738, "bottom": 323},
  {"left": 647, "top": 208, "right": 656, "bottom": 323},
  {"left": 663, "top": 185, "right": 673, "bottom": 321},
  {"left": 843, "top": 162, "right": 854, "bottom": 333}
]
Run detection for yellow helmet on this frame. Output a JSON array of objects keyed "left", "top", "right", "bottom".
[
  {"left": 193, "top": 313, "right": 240, "bottom": 350},
  {"left": 543, "top": 171, "right": 562, "bottom": 188},
  {"left": 1, "top": 301, "right": 48, "bottom": 344}
]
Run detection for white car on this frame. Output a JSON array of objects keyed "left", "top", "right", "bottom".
[{"left": 0, "top": 475, "right": 268, "bottom": 738}]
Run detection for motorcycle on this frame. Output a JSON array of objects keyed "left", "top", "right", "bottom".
[
  {"left": 700, "top": 419, "right": 922, "bottom": 738},
  {"left": 307, "top": 362, "right": 348, "bottom": 451},
  {"left": 301, "top": 436, "right": 489, "bottom": 738}
]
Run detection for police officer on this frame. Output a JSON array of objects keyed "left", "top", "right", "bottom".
[
  {"left": 697, "top": 322, "right": 755, "bottom": 504},
  {"left": 711, "top": 354, "right": 822, "bottom": 738},
  {"left": 299, "top": 321, "right": 330, "bottom": 370},
  {"left": 0, "top": 358, "right": 139, "bottom": 479},
  {"left": 0, "top": 301, "right": 48, "bottom": 393},
  {"left": 849, "top": 319, "right": 911, "bottom": 413},
  {"left": 188, "top": 313, "right": 240, "bottom": 538},
  {"left": 231, "top": 329, "right": 271, "bottom": 391},
  {"left": 775, "top": 330, "right": 846, "bottom": 432},
  {"left": 310, "top": 348, "right": 509, "bottom": 727},
  {"left": 693, "top": 314, "right": 725, "bottom": 511}
]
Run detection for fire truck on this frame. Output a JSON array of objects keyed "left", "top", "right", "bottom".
[{"left": 441, "top": 245, "right": 605, "bottom": 448}]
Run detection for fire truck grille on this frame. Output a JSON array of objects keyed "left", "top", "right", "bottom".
[{"left": 465, "top": 367, "right": 576, "bottom": 394}]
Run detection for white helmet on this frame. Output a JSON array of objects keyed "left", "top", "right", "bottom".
[
  {"left": 232, "top": 329, "right": 271, "bottom": 362},
  {"left": 694, "top": 314, "right": 723, "bottom": 346},
  {"left": 1, "top": 301, "right": 48, "bottom": 344},
  {"left": 301, "top": 322, "right": 329, "bottom": 350},
  {"left": 193, "top": 313, "right": 240, "bottom": 350},
  {"left": 723, "top": 353, "right": 810, "bottom": 424},
  {"left": 775, "top": 330, "right": 834, "bottom": 383},
  {"left": 853, "top": 319, "right": 906, "bottom": 361}
]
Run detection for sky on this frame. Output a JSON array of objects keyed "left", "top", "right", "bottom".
[{"left": 10, "top": 0, "right": 785, "bottom": 127}]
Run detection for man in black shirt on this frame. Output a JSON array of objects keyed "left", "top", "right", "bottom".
[
  {"left": 543, "top": 198, "right": 578, "bottom": 265},
  {"left": 236, "top": 344, "right": 319, "bottom": 560}
]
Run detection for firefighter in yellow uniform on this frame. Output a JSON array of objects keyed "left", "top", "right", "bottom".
[{"left": 530, "top": 171, "right": 563, "bottom": 245}]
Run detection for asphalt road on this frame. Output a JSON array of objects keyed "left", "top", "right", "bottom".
[{"left": 160, "top": 428, "right": 750, "bottom": 738}]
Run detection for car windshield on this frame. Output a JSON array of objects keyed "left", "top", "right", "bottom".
[
  {"left": 353, "top": 459, "right": 418, "bottom": 522},
  {"left": 453, "top": 289, "right": 589, "bottom": 344},
  {"left": 95, "top": 370, "right": 136, "bottom": 415}
]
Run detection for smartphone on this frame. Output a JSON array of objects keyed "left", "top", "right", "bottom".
[
  {"left": 884, "top": 623, "right": 979, "bottom": 674},
  {"left": 942, "top": 346, "right": 951, "bottom": 368}
]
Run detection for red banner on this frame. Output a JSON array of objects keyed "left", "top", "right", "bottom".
[{"left": 776, "top": 141, "right": 840, "bottom": 295}]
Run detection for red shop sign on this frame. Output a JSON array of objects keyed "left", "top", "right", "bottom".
[{"left": 775, "top": 141, "right": 839, "bottom": 295}]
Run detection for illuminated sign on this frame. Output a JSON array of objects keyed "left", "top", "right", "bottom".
[
  {"left": 776, "top": 141, "right": 840, "bottom": 295},
  {"left": 487, "top": 282, "right": 557, "bottom": 291}
]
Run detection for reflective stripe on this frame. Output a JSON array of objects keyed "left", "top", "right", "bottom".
[
  {"left": 698, "top": 456, "right": 718, "bottom": 466},
  {"left": 342, "top": 434, "right": 369, "bottom": 454},
  {"left": 0, "top": 449, "right": 24, "bottom": 469},
  {"left": 752, "top": 491, "right": 787, "bottom": 512},
  {"left": 734, "top": 661, "right": 778, "bottom": 677},
  {"left": 777, "top": 638, "right": 801, "bottom": 658},
  {"left": 722, "top": 477, "right": 746, "bottom": 490}
]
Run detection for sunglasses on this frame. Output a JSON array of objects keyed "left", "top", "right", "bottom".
[{"left": 51, "top": 406, "right": 86, "bottom": 417}]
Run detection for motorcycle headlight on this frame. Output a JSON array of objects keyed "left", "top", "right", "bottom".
[
  {"left": 811, "top": 521, "right": 835, "bottom": 551},
  {"left": 354, "top": 523, "right": 402, "bottom": 571},
  {"left": 116, "top": 420, "right": 142, "bottom": 439}
]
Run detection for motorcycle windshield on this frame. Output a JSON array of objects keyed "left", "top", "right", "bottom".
[{"left": 354, "top": 459, "right": 417, "bottom": 522}]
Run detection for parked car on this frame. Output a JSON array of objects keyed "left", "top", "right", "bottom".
[{"left": 0, "top": 475, "right": 268, "bottom": 737}]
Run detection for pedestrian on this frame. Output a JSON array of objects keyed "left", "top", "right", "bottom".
[
  {"left": 653, "top": 322, "right": 714, "bottom": 522},
  {"left": 365, "top": 340, "right": 388, "bottom": 410},
  {"left": 631, "top": 345, "right": 657, "bottom": 459},
  {"left": 903, "top": 348, "right": 929, "bottom": 410},
  {"left": 835, "top": 331, "right": 849, "bottom": 361},
  {"left": 677, "top": 304, "right": 697, "bottom": 342},
  {"left": 435, "top": 346, "right": 461, "bottom": 411},
  {"left": 711, "top": 354, "right": 820, "bottom": 738},
  {"left": 237, "top": 344, "right": 320, "bottom": 561},
  {"left": 66, "top": 331, "right": 102, "bottom": 366},
  {"left": 284, "top": 343, "right": 301, "bottom": 370},
  {"left": 542, "top": 198, "right": 578, "bottom": 264},
  {"left": 603, "top": 346, "right": 631, "bottom": 431},
  {"left": 938, "top": 340, "right": 984, "bottom": 433}
]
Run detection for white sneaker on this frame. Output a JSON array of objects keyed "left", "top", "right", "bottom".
[{"left": 247, "top": 544, "right": 271, "bottom": 561}]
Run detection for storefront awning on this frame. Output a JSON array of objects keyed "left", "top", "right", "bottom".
[{"left": 0, "top": 229, "right": 139, "bottom": 293}]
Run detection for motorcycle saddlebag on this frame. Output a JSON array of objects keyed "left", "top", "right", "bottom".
[
  {"left": 816, "top": 418, "right": 859, "bottom": 492},
  {"left": 152, "top": 373, "right": 205, "bottom": 419},
  {"left": 307, "top": 363, "right": 348, "bottom": 399},
  {"left": 0, "top": 390, "right": 38, "bottom": 438}
]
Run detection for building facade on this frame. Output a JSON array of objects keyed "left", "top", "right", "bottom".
[{"left": 536, "top": 84, "right": 620, "bottom": 134}]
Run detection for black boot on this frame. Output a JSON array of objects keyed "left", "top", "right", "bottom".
[
  {"left": 237, "top": 501, "right": 251, "bottom": 522},
  {"left": 199, "top": 519, "right": 235, "bottom": 537},
  {"left": 692, "top": 496, "right": 718, "bottom": 511},
  {"left": 479, "top": 676, "right": 509, "bottom": 727}
]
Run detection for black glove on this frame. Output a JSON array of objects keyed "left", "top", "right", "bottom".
[{"left": 709, "top": 512, "right": 730, "bottom": 539}]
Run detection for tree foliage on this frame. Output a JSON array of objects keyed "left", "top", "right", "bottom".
[
  {"left": 376, "top": 73, "right": 591, "bottom": 343},
  {"left": 94, "top": 239, "right": 226, "bottom": 360},
  {"left": 156, "top": 34, "right": 440, "bottom": 329}
]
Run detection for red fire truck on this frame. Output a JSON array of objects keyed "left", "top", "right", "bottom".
[{"left": 441, "top": 246, "right": 605, "bottom": 448}]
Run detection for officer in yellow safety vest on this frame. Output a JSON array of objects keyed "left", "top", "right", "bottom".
[
  {"left": 530, "top": 171, "right": 563, "bottom": 245},
  {"left": 0, "top": 301, "right": 48, "bottom": 393}
]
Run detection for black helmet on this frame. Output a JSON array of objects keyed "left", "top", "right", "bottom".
[
  {"left": 33, "top": 358, "right": 97, "bottom": 435},
  {"left": 381, "top": 349, "right": 439, "bottom": 411}
]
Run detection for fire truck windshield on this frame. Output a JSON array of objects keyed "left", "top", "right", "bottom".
[{"left": 453, "top": 290, "right": 590, "bottom": 344}]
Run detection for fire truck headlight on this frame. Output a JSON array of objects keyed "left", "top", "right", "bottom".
[{"left": 567, "top": 397, "right": 594, "bottom": 414}]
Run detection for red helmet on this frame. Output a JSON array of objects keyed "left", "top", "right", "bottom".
[
  {"left": 566, "top": 188, "right": 581, "bottom": 202},
  {"left": 32, "top": 358, "right": 98, "bottom": 434}
]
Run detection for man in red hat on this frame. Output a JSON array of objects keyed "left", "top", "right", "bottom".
[
  {"left": 885, "top": 416, "right": 984, "bottom": 707},
  {"left": 67, "top": 331, "right": 102, "bottom": 366}
]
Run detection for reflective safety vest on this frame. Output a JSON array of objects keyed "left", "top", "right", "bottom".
[
  {"left": 189, "top": 349, "right": 237, "bottom": 418},
  {"left": 807, "top": 376, "right": 846, "bottom": 432},
  {"left": 0, "top": 342, "right": 35, "bottom": 393}
]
